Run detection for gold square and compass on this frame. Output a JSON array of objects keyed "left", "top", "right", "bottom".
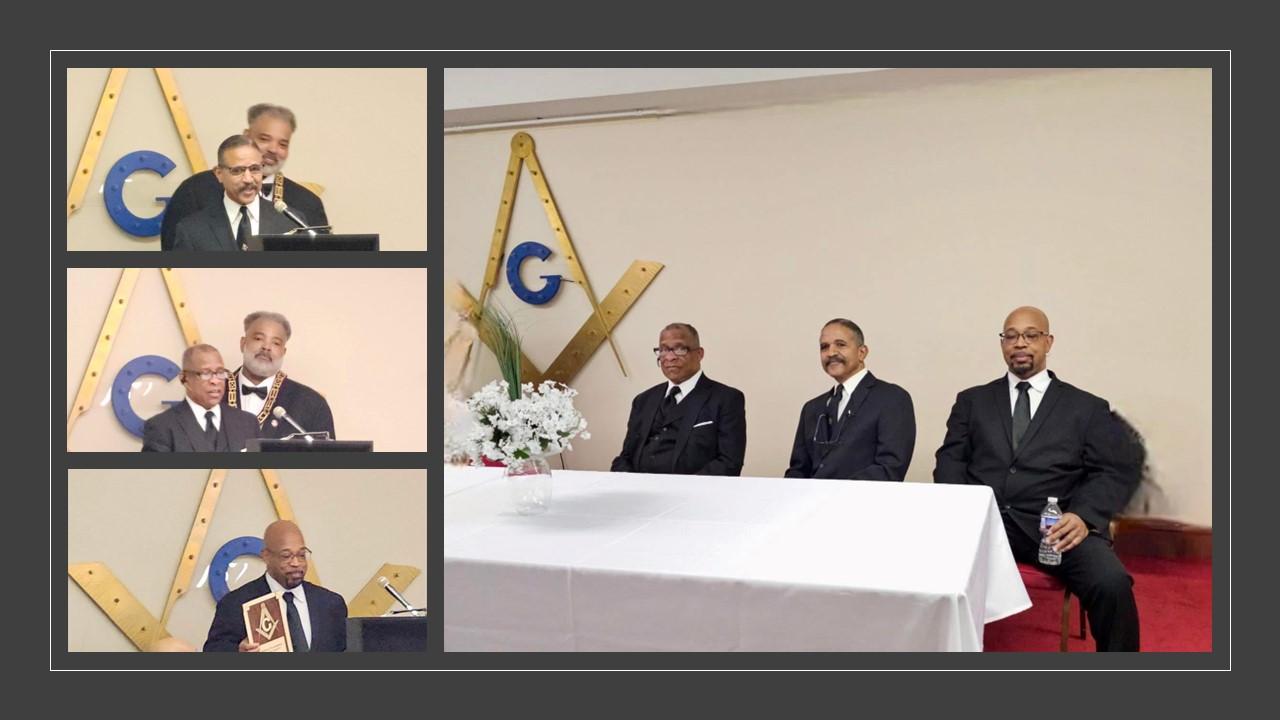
[{"left": 448, "top": 132, "right": 664, "bottom": 384}]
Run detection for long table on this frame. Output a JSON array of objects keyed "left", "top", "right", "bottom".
[{"left": 444, "top": 467, "right": 1030, "bottom": 651}]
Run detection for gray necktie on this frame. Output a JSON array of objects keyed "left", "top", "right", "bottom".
[
  {"left": 203, "top": 410, "right": 217, "bottom": 445},
  {"left": 1012, "top": 381, "right": 1031, "bottom": 450}
]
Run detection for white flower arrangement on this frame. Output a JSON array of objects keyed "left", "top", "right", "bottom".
[{"left": 458, "top": 379, "right": 590, "bottom": 465}]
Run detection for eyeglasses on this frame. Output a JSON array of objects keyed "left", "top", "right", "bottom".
[
  {"left": 653, "top": 346, "right": 693, "bottom": 358},
  {"left": 184, "top": 369, "right": 231, "bottom": 381},
  {"left": 998, "top": 330, "right": 1049, "bottom": 344},
  {"left": 267, "top": 548, "right": 312, "bottom": 563},
  {"left": 219, "top": 164, "right": 264, "bottom": 177}
]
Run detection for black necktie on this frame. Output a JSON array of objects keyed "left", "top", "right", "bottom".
[
  {"left": 664, "top": 385, "right": 682, "bottom": 408},
  {"left": 1012, "top": 381, "right": 1032, "bottom": 450},
  {"left": 655, "top": 385, "right": 681, "bottom": 428},
  {"left": 236, "top": 205, "right": 250, "bottom": 251},
  {"left": 203, "top": 410, "right": 217, "bottom": 445},
  {"left": 827, "top": 384, "right": 844, "bottom": 429},
  {"left": 283, "top": 591, "right": 309, "bottom": 652},
  {"left": 242, "top": 385, "right": 268, "bottom": 399}
]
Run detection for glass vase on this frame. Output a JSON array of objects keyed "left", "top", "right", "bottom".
[{"left": 504, "top": 455, "right": 553, "bottom": 515}]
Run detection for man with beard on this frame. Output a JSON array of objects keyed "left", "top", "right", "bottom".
[
  {"left": 161, "top": 103, "right": 328, "bottom": 250},
  {"left": 203, "top": 520, "right": 348, "bottom": 652},
  {"left": 141, "top": 344, "right": 259, "bottom": 452},
  {"left": 933, "top": 306, "right": 1142, "bottom": 651},
  {"left": 170, "top": 136, "right": 298, "bottom": 251},
  {"left": 225, "top": 310, "right": 336, "bottom": 439},
  {"left": 785, "top": 318, "right": 916, "bottom": 480}
]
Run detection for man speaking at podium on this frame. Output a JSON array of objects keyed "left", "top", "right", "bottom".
[
  {"left": 203, "top": 520, "right": 348, "bottom": 652},
  {"left": 170, "top": 136, "right": 300, "bottom": 251},
  {"left": 141, "top": 344, "right": 259, "bottom": 452},
  {"left": 162, "top": 103, "right": 328, "bottom": 250},
  {"left": 224, "top": 311, "right": 336, "bottom": 440}
]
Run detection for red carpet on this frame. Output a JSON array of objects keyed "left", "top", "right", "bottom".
[{"left": 984, "top": 555, "right": 1213, "bottom": 652}]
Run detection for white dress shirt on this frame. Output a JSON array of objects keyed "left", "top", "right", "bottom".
[
  {"left": 261, "top": 175, "right": 276, "bottom": 199},
  {"left": 264, "top": 573, "right": 311, "bottom": 648},
  {"left": 237, "top": 370, "right": 272, "bottom": 417},
  {"left": 833, "top": 367, "right": 869, "bottom": 418},
  {"left": 223, "top": 193, "right": 259, "bottom": 238},
  {"left": 665, "top": 369, "right": 703, "bottom": 403},
  {"left": 1007, "top": 368, "right": 1052, "bottom": 418},
  {"left": 185, "top": 397, "right": 221, "bottom": 431}
]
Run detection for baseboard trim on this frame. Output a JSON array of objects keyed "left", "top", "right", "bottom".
[{"left": 1113, "top": 516, "right": 1212, "bottom": 560}]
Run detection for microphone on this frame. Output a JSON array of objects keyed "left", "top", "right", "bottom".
[
  {"left": 271, "top": 406, "right": 313, "bottom": 443},
  {"left": 273, "top": 198, "right": 317, "bottom": 237},
  {"left": 379, "top": 576, "right": 415, "bottom": 612}
]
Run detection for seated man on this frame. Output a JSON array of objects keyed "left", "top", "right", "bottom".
[
  {"left": 786, "top": 318, "right": 916, "bottom": 481},
  {"left": 171, "top": 135, "right": 300, "bottom": 251},
  {"left": 203, "top": 520, "right": 348, "bottom": 652},
  {"left": 141, "top": 344, "right": 259, "bottom": 452},
  {"left": 161, "top": 103, "right": 327, "bottom": 250},
  {"left": 611, "top": 323, "right": 746, "bottom": 476},
  {"left": 934, "top": 306, "right": 1143, "bottom": 651},
  {"left": 224, "top": 310, "right": 336, "bottom": 439}
]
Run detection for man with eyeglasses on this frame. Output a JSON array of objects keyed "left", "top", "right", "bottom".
[
  {"left": 141, "top": 344, "right": 260, "bottom": 451},
  {"left": 610, "top": 323, "right": 746, "bottom": 476},
  {"left": 934, "top": 306, "right": 1142, "bottom": 651},
  {"left": 785, "top": 318, "right": 916, "bottom": 481},
  {"left": 169, "top": 134, "right": 303, "bottom": 251},
  {"left": 224, "top": 310, "right": 336, "bottom": 440},
  {"left": 204, "top": 520, "right": 348, "bottom": 652},
  {"left": 161, "top": 103, "right": 328, "bottom": 251}
]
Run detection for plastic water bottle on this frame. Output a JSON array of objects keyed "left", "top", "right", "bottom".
[{"left": 1038, "top": 497, "right": 1063, "bottom": 566}]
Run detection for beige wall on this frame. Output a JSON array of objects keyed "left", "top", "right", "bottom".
[
  {"left": 67, "top": 268, "right": 428, "bottom": 451},
  {"left": 67, "top": 468, "right": 427, "bottom": 652},
  {"left": 445, "top": 68, "right": 1212, "bottom": 525},
  {"left": 66, "top": 68, "right": 427, "bottom": 251}
]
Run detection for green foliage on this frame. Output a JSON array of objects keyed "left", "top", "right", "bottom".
[{"left": 476, "top": 300, "right": 522, "bottom": 401}]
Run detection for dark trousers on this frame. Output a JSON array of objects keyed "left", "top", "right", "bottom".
[{"left": 1003, "top": 515, "right": 1140, "bottom": 651}]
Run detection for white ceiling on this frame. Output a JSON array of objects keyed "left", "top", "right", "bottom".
[
  {"left": 444, "top": 68, "right": 887, "bottom": 110},
  {"left": 443, "top": 67, "right": 1075, "bottom": 130}
]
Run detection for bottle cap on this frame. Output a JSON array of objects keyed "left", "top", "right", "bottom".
[{"left": 1048, "top": 496, "right": 1058, "bottom": 503}]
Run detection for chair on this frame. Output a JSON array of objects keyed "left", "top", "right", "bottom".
[
  {"left": 1017, "top": 562, "right": 1086, "bottom": 652},
  {"left": 1017, "top": 520, "right": 1119, "bottom": 651}
]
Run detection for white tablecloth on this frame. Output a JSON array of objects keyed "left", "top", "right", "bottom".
[{"left": 444, "top": 467, "right": 1030, "bottom": 651}]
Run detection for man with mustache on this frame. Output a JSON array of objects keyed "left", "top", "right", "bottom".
[
  {"left": 162, "top": 103, "right": 328, "bottom": 251},
  {"left": 785, "top": 318, "right": 916, "bottom": 480},
  {"left": 934, "top": 306, "right": 1142, "bottom": 651},
  {"left": 203, "top": 520, "right": 348, "bottom": 652},
  {"left": 611, "top": 323, "right": 747, "bottom": 476},
  {"left": 141, "top": 344, "right": 260, "bottom": 452},
  {"left": 224, "top": 311, "right": 336, "bottom": 440},
  {"left": 170, "top": 135, "right": 300, "bottom": 251}
]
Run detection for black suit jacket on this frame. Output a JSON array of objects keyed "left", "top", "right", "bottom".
[
  {"left": 785, "top": 371, "right": 916, "bottom": 481},
  {"left": 933, "top": 372, "right": 1142, "bottom": 542},
  {"left": 203, "top": 575, "right": 348, "bottom": 652},
  {"left": 170, "top": 196, "right": 299, "bottom": 251},
  {"left": 161, "top": 170, "right": 328, "bottom": 250},
  {"left": 235, "top": 376, "right": 336, "bottom": 440},
  {"left": 610, "top": 374, "right": 746, "bottom": 476},
  {"left": 140, "top": 402, "right": 260, "bottom": 452}
]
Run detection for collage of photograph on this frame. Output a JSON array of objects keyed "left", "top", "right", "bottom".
[{"left": 55, "top": 59, "right": 1224, "bottom": 670}]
